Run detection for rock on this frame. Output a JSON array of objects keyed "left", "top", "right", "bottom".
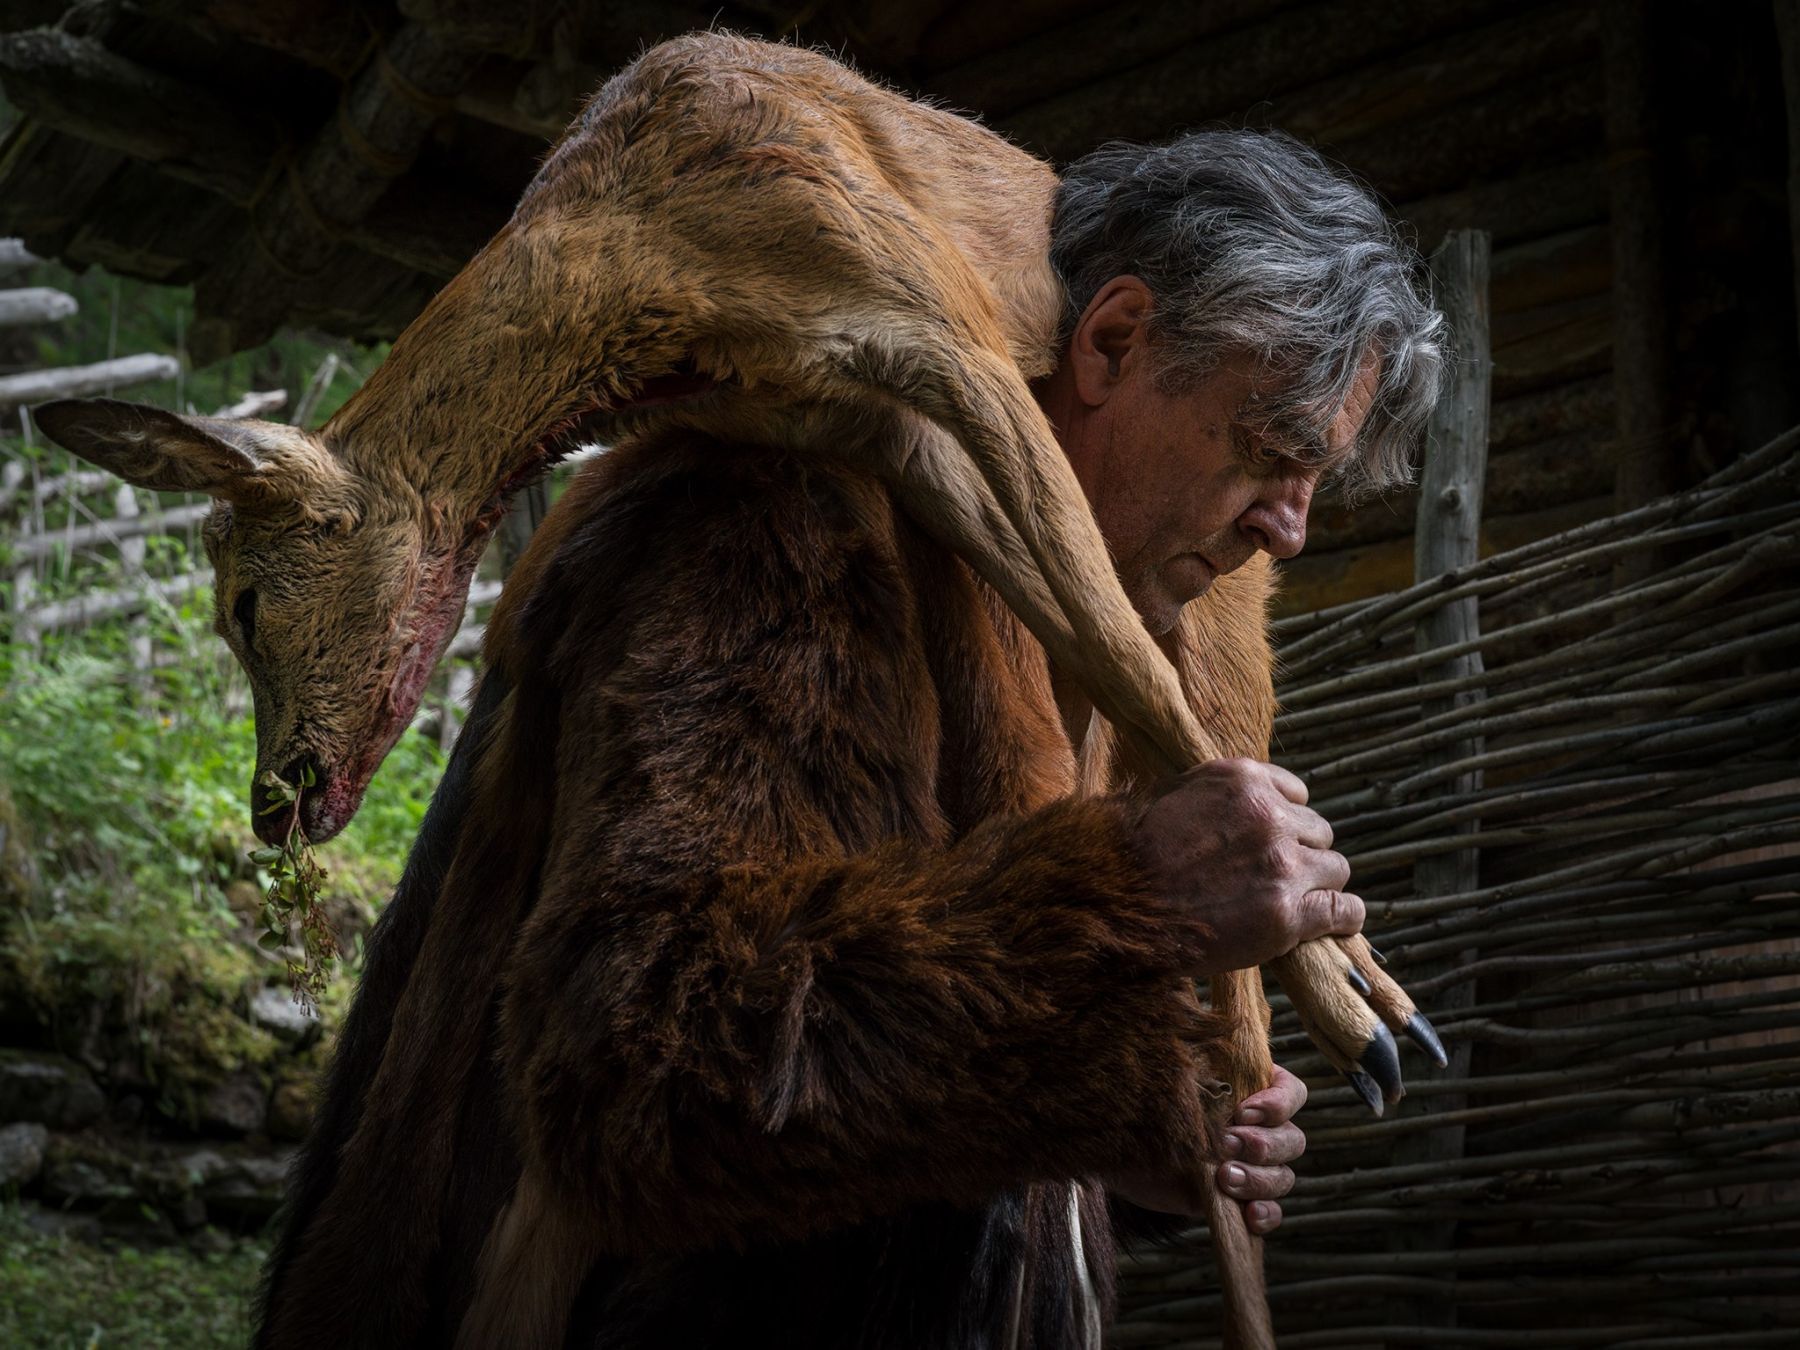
[
  {"left": 199, "top": 1072, "right": 267, "bottom": 1135},
  {"left": 0, "top": 1120, "right": 48, "bottom": 1185},
  {"left": 248, "top": 985, "right": 318, "bottom": 1043},
  {"left": 0, "top": 1048, "right": 105, "bottom": 1128},
  {"left": 267, "top": 1078, "right": 315, "bottom": 1141},
  {"left": 41, "top": 1154, "right": 134, "bottom": 1204},
  {"left": 224, "top": 879, "right": 262, "bottom": 917},
  {"left": 196, "top": 1145, "right": 293, "bottom": 1219},
  {"left": 24, "top": 1203, "right": 100, "bottom": 1243}
]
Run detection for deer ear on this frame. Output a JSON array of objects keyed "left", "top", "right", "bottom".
[{"left": 29, "top": 398, "right": 287, "bottom": 504}]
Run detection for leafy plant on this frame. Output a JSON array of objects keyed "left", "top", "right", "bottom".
[{"left": 249, "top": 767, "right": 334, "bottom": 1011}]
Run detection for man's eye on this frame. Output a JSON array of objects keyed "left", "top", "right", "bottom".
[{"left": 233, "top": 589, "right": 257, "bottom": 648}]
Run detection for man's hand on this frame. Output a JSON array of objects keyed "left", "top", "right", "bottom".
[
  {"left": 1133, "top": 758, "right": 1364, "bottom": 975},
  {"left": 1105, "top": 1065, "right": 1309, "bottom": 1232},
  {"left": 1215, "top": 1064, "right": 1307, "bottom": 1234}
]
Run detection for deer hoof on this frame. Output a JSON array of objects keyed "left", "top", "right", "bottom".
[
  {"left": 1270, "top": 935, "right": 1448, "bottom": 1117},
  {"left": 1404, "top": 1011, "right": 1448, "bottom": 1069},
  {"left": 1346, "top": 1070, "right": 1385, "bottom": 1116},
  {"left": 1355, "top": 1022, "right": 1404, "bottom": 1105}
]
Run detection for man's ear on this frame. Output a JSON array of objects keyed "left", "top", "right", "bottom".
[
  {"left": 30, "top": 398, "right": 289, "bottom": 505},
  {"left": 1070, "top": 277, "right": 1156, "bottom": 407}
]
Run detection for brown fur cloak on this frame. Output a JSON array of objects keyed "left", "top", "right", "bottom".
[{"left": 255, "top": 428, "right": 1277, "bottom": 1349}]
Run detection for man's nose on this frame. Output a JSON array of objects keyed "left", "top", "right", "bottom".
[{"left": 1241, "top": 477, "right": 1313, "bottom": 560}]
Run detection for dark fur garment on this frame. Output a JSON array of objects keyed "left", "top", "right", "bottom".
[{"left": 256, "top": 433, "right": 1248, "bottom": 1349}]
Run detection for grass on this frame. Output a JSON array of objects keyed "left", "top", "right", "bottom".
[{"left": 0, "top": 1203, "right": 266, "bottom": 1349}]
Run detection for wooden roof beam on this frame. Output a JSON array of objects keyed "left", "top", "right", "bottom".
[
  {"left": 0, "top": 27, "right": 268, "bottom": 203},
  {"left": 190, "top": 20, "right": 480, "bottom": 360},
  {"left": 997, "top": 0, "right": 1518, "bottom": 162}
]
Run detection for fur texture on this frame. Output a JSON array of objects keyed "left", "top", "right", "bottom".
[{"left": 256, "top": 427, "right": 1279, "bottom": 1348}]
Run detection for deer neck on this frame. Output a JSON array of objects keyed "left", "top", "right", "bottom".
[{"left": 324, "top": 230, "right": 601, "bottom": 559}]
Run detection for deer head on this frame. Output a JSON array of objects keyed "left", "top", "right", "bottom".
[{"left": 29, "top": 398, "right": 492, "bottom": 845}]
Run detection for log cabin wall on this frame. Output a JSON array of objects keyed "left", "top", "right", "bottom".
[{"left": 1, "top": 1, "right": 1793, "bottom": 613}]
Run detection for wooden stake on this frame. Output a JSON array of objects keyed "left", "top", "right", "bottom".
[{"left": 1389, "top": 226, "right": 1491, "bottom": 1331}]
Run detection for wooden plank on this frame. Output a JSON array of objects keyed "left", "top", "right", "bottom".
[
  {"left": 15, "top": 567, "right": 210, "bottom": 639},
  {"left": 1489, "top": 375, "right": 1613, "bottom": 451},
  {"left": 915, "top": 0, "right": 1094, "bottom": 70},
  {"left": 1329, "top": 63, "right": 1605, "bottom": 205},
  {"left": 924, "top": 0, "right": 1286, "bottom": 119},
  {"left": 1490, "top": 293, "right": 1612, "bottom": 400},
  {"left": 0, "top": 285, "right": 76, "bottom": 327},
  {"left": 10, "top": 498, "right": 213, "bottom": 564},
  {"left": 1488, "top": 225, "right": 1611, "bottom": 316},
  {"left": 141, "top": 0, "right": 370, "bottom": 77},
  {"left": 1274, "top": 495, "right": 1612, "bottom": 616},
  {"left": 0, "top": 353, "right": 179, "bottom": 409},
  {"left": 1400, "top": 159, "right": 1609, "bottom": 254},
  {"left": 1304, "top": 431, "right": 1616, "bottom": 555},
  {"left": 997, "top": 0, "right": 1515, "bottom": 162},
  {"left": 188, "top": 20, "right": 478, "bottom": 359},
  {"left": 1264, "top": 3, "right": 1597, "bottom": 147},
  {"left": 0, "top": 124, "right": 128, "bottom": 258},
  {"left": 0, "top": 28, "right": 271, "bottom": 203},
  {"left": 0, "top": 237, "right": 40, "bottom": 271}
]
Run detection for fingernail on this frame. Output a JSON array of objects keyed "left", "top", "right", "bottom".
[
  {"left": 1237, "top": 1108, "right": 1264, "bottom": 1126},
  {"left": 1222, "top": 1132, "right": 1243, "bottom": 1157},
  {"left": 1222, "top": 1163, "right": 1246, "bottom": 1189}
]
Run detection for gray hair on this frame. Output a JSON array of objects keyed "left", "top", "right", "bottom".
[{"left": 1050, "top": 129, "right": 1445, "bottom": 497}]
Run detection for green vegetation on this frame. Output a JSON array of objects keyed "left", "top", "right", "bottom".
[
  {"left": 1, "top": 250, "right": 437, "bottom": 1093},
  {"left": 0, "top": 1202, "right": 266, "bottom": 1349},
  {"left": 0, "top": 593, "right": 445, "bottom": 1092}
]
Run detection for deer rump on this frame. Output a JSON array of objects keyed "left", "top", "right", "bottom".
[{"left": 253, "top": 32, "right": 1427, "bottom": 1350}]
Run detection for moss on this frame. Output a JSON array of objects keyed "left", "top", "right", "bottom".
[{"left": 0, "top": 1201, "right": 264, "bottom": 1348}]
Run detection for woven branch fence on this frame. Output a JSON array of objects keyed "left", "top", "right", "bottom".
[{"left": 1111, "top": 429, "right": 1800, "bottom": 1347}]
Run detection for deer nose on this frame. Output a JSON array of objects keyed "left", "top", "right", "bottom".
[{"left": 251, "top": 755, "right": 324, "bottom": 844}]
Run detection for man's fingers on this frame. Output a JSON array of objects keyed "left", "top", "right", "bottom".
[
  {"left": 1289, "top": 803, "right": 1334, "bottom": 851},
  {"left": 1246, "top": 1201, "right": 1283, "bottom": 1235},
  {"left": 1294, "top": 888, "right": 1365, "bottom": 943},
  {"left": 1264, "top": 762, "right": 1309, "bottom": 805},
  {"left": 1235, "top": 1067, "right": 1307, "bottom": 1127},
  {"left": 1301, "top": 846, "right": 1352, "bottom": 895},
  {"left": 1218, "top": 1161, "right": 1294, "bottom": 1202},
  {"left": 1224, "top": 1122, "right": 1304, "bottom": 1167}
]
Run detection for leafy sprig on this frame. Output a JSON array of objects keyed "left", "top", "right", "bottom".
[{"left": 248, "top": 766, "right": 335, "bottom": 1011}]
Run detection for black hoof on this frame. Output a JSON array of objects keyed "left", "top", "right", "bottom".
[
  {"left": 1357, "top": 1023, "right": 1404, "bottom": 1103},
  {"left": 1406, "top": 1012, "right": 1449, "bottom": 1069},
  {"left": 1346, "top": 965, "right": 1372, "bottom": 997},
  {"left": 1346, "top": 1070, "right": 1385, "bottom": 1116}
]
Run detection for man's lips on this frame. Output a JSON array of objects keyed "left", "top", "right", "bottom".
[{"left": 1166, "top": 552, "right": 1217, "bottom": 599}]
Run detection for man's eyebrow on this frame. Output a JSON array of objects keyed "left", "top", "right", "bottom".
[{"left": 1241, "top": 411, "right": 1332, "bottom": 465}]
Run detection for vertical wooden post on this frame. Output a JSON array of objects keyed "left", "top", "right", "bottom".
[
  {"left": 1603, "top": 0, "right": 1675, "bottom": 521},
  {"left": 1776, "top": 0, "right": 1800, "bottom": 359},
  {"left": 1387, "top": 228, "right": 1491, "bottom": 1339},
  {"left": 114, "top": 481, "right": 153, "bottom": 686}
]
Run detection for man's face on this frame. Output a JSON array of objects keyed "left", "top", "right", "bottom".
[{"left": 1040, "top": 278, "right": 1380, "bottom": 636}]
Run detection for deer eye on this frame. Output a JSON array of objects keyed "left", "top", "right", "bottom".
[{"left": 233, "top": 589, "right": 257, "bottom": 648}]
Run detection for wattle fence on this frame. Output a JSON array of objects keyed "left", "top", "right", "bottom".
[{"left": 1111, "top": 430, "right": 1800, "bottom": 1348}]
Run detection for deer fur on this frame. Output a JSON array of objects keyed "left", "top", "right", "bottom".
[{"left": 34, "top": 33, "right": 1432, "bottom": 1347}]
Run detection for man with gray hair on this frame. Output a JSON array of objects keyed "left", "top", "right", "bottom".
[{"left": 1033, "top": 127, "right": 1443, "bottom": 1231}]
